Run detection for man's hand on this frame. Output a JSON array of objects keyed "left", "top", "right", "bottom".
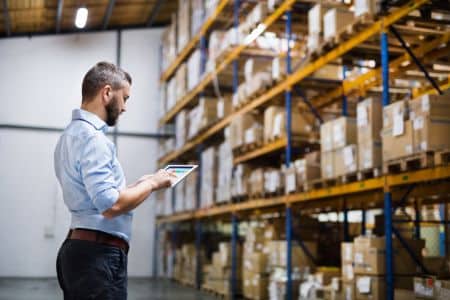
[{"left": 145, "top": 169, "right": 177, "bottom": 190}]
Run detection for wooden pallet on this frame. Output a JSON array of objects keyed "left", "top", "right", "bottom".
[
  {"left": 232, "top": 195, "right": 249, "bottom": 203},
  {"left": 303, "top": 177, "right": 337, "bottom": 191},
  {"left": 435, "top": 149, "right": 450, "bottom": 166},
  {"left": 338, "top": 172, "right": 358, "bottom": 184},
  {"left": 264, "top": 188, "right": 284, "bottom": 198},
  {"left": 249, "top": 191, "right": 264, "bottom": 199},
  {"left": 357, "top": 167, "right": 381, "bottom": 181},
  {"left": 307, "top": 13, "right": 376, "bottom": 60},
  {"left": 383, "top": 151, "right": 435, "bottom": 174}
]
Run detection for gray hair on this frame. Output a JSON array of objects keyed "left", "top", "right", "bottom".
[{"left": 82, "top": 61, "right": 132, "bottom": 102}]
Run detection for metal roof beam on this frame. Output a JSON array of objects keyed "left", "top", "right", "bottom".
[
  {"left": 56, "top": 0, "right": 64, "bottom": 33},
  {"left": 146, "top": 0, "right": 165, "bottom": 27},
  {"left": 2, "top": 0, "right": 11, "bottom": 36},
  {"left": 102, "top": 0, "right": 116, "bottom": 30}
]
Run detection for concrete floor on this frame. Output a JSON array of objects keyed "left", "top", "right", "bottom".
[{"left": 0, "top": 278, "right": 218, "bottom": 300}]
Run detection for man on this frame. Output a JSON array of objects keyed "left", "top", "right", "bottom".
[{"left": 54, "top": 61, "right": 176, "bottom": 299}]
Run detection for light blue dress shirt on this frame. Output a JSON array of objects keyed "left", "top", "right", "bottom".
[{"left": 54, "top": 109, "right": 132, "bottom": 242}]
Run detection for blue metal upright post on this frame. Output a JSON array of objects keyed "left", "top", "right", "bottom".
[
  {"left": 231, "top": 213, "right": 239, "bottom": 299},
  {"left": 361, "top": 209, "right": 366, "bottom": 235},
  {"left": 342, "top": 65, "right": 348, "bottom": 116},
  {"left": 286, "top": 206, "right": 293, "bottom": 300},
  {"left": 439, "top": 204, "right": 447, "bottom": 256},
  {"left": 285, "top": 9, "right": 292, "bottom": 166},
  {"left": 195, "top": 220, "right": 202, "bottom": 289},
  {"left": 381, "top": 30, "right": 394, "bottom": 300},
  {"left": 285, "top": 9, "right": 293, "bottom": 300},
  {"left": 414, "top": 200, "right": 421, "bottom": 239},
  {"left": 230, "top": 1, "right": 239, "bottom": 298},
  {"left": 343, "top": 200, "right": 350, "bottom": 242}
]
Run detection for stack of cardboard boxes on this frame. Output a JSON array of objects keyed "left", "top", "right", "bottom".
[
  {"left": 204, "top": 242, "right": 242, "bottom": 295},
  {"left": 382, "top": 94, "right": 450, "bottom": 164},
  {"left": 184, "top": 169, "right": 198, "bottom": 211},
  {"left": 188, "top": 97, "right": 218, "bottom": 139},
  {"left": 216, "top": 135, "right": 233, "bottom": 203},
  {"left": 200, "top": 146, "right": 217, "bottom": 208},
  {"left": 173, "top": 244, "right": 199, "bottom": 285},
  {"left": 230, "top": 113, "right": 263, "bottom": 150},
  {"left": 263, "top": 106, "right": 314, "bottom": 143},
  {"left": 231, "top": 164, "right": 251, "bottom": 199},
  {"left": 283, "top": 152, "right": 321, "bottom": 194},
  {"left": 340, "top": 235, "right": 426, "bottom": 299},
  {"left": 414, "top": 276, "right": 450, "bottom": 300},
  {"left": 357, "top": 97, "right": 383, "bottom": 173},
  {"left": 243, "top": 224, "right": 278, "bottom": 299},
  {"left": 161, "top": 13, "right": 177, "bottom": 72},
  {"left": 320, "top": 117, "right": 357, "bottom": 179}
]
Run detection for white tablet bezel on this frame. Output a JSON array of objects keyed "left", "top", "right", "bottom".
[{"left": 164, "top": 164, "right": 198, "bottom": 187}]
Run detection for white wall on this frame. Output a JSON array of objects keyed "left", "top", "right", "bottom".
[{"left": 0, "top": 29, "right": 162, "bottom": 277}]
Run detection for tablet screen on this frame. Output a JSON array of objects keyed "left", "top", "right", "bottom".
[{"left": 164, "top": 165, "right": 198, "bottom": 187}]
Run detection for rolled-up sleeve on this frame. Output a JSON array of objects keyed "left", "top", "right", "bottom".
[{"left": 80, "top": 135, "right": 119, "bottom": 213}]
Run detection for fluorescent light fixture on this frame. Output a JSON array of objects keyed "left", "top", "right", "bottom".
[{"left": 75, "top": 7, "right": 88, "bottom": 29}]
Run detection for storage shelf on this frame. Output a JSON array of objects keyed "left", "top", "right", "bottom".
[
  {"left": 157, "top": 0, "right": 429, "bottom": 166},
  {"left": 159, "top": 0, "right": 229, "bottom": 83},
  {"left": 158, "top": 0, "right": 297, "bottom": 125},
  {"left": 156, "top": 165, "right": 450, "bottom": 224}
]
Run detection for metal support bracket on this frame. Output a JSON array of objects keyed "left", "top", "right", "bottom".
[
  {"left": 392, "top": 226, "right": 430, "bottom": 274},
  {"left": 293, "top": 86, "right": 324, "bottom": 124},
  {"left": 389, "top": 26, "right": 443, "bottom": 95},
  {"left": 393, "top": 183, "right": 417, "bottom": 213}
]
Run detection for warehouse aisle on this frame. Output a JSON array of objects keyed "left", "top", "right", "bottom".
[{"left": 0, "top": 278, "right": 218, "bottom": 300}]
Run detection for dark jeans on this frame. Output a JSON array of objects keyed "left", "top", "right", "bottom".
[{"left": 56, "top": 239, "right": 128, "bottom": 300}]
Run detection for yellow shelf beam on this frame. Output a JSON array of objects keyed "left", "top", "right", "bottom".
[
  {"left": 233, "top": 138, "right": 287, "bottom": 165},
  {"left": 158, "top": 0, "right": 429, "bottom": 165},
  {"left": 159, "top": 0, "right": 229, "bottom": 83},
  {"left": 156, "top": 165, "right": 450, "bottom": 224},
  {"left": 159, "top": 0, "right": 296, "bottom": 125}
]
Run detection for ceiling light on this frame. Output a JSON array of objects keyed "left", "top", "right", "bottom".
[{"left": 75, "top": 7, "right": 88, "bottom": 29}]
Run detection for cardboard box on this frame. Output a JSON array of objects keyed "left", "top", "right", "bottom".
[
  {"left": 343, "top": 263, "right": 355, "bottom": 283},
  {"left": 244, "top": 123, "right": 263, "bottom": 145},
  {"left": 412, "top": 116, "right": 450, "bottom": 152},
  {"left": 395, "top": 289, "right": 415, "bottom": 300},
  {"left": 187, "top": 49, "right": 202, "bottom": 91},
  {"left": 249, "top": 168, "right": 265, "bottom": 196},
  {"left": 334, "top": 144, "right": 358, "bottom": 177},
  {"left": 357, "top": 97, "right": 382, "bottom": 144},
  {"left": 264, "top": 168, "right": 283, "bottom": 194},
  {"left": 190, "top": 0, "right": 204, "bottom": 36},
  {"left": 185, "top": 169, "right": 198, "bottom": 211},
  {"left": 243, "top": 252, "right": 268, "bottom": 274},
  {"left": 197, "top": 97, "right": 219, "bottom": 130},
  {"left": 263, "top": 106, "right": 314, "bottom": 142},
  {"left": 217, "top": 96, "right": 232, "bottom": 119},
  {"left": 321, "top": 121, "right": 333, "bottom": 152},
  {"left": 166, "top": 77, "right": 177, "bottom": 111},
  {"left": 308, "top": 4, "right": 327, "bottom": 35},
  {"left": 230, "top": 113, "right": 261, "bottom": 149},
  {"left": 436, "top": 279, "right": 450, "bottom": 300},
  {"left": 296, "top": 154, "right": 321, "bottom": 183},
  {"left": 278, "top": 241, "right": 317, "bottom": 269},
  {"left": 342, "top": 243, "right": 354, "bottom": 264},
  {"left": 177, "top": 0, "right": 191, "bottom": 52},
  {"left": 354, "top": 0, "right": 380, "bottom": 17},
  {"left": 414, "top": 276, "right": 437, "bottom": 299},
  {"left": 353, "top": 236, "right": 425, "bottom": 275},
  {"left": 231, "top": 163, "right": 251, "bottom": 197},
  {"left": 355, "top": 275, "right": 385, "bottom": 300},
  {"left": 175, "top": 63, "right": 187, "bottom": 101},
  {"left": 358, "top": 141, "right": 382, "bottom": 171},
  {"left": 321, "top": 151, "right": 335, "bottom": 179},
  {"left": 175, "top": 110, "right": 188, "bottom": 149},
  {"left": 324, "top": 8, "right": 355, "bottom": 41},
  {"left": 332, "top": 117, "right": 357, "bottom": 150},
  {"left": 409, "top": 94, "right": 450, "bottom": 120},
  {"left": 343, "top": 282, "right": 356, "bottom": 300},
  {"left": 200, "top": 146, "right": 217, "bottom": 207},
  {"left": 216, "top": 140, "right": 233, "bottom": 203},
  {"left": 383, "top": 100, "right": 408, "bottom": 131},
  {"left": 381, "top": 120, "right": 414, "bottom": 161}
]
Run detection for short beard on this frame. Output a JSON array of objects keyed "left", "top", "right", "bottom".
[{"left": 105, "top": 95, "right": 121, "bottom": 126}]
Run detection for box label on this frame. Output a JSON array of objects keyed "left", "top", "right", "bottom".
[{"left": 357, "top": 276, "right": 371, "bottom": 294}]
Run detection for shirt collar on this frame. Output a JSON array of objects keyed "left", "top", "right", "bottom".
[{"left": 72, "top": 109, "right": 108, "bottom": 133}]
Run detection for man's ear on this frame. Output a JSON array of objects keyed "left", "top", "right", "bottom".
[{"left": 102, "top": 85, "right": 112, "bottom": 104}]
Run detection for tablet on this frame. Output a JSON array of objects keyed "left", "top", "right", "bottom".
[{"left": 164, "top": 164, "right": 198, "bottom": 187}]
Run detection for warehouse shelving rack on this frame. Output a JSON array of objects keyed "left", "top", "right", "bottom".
[{"left": 155, "top": 1, "right": 450, "bottom": 299}]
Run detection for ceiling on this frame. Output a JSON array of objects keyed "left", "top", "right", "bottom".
[{"left": 0, "top": 0, "right": 177, "bottom": 38}]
